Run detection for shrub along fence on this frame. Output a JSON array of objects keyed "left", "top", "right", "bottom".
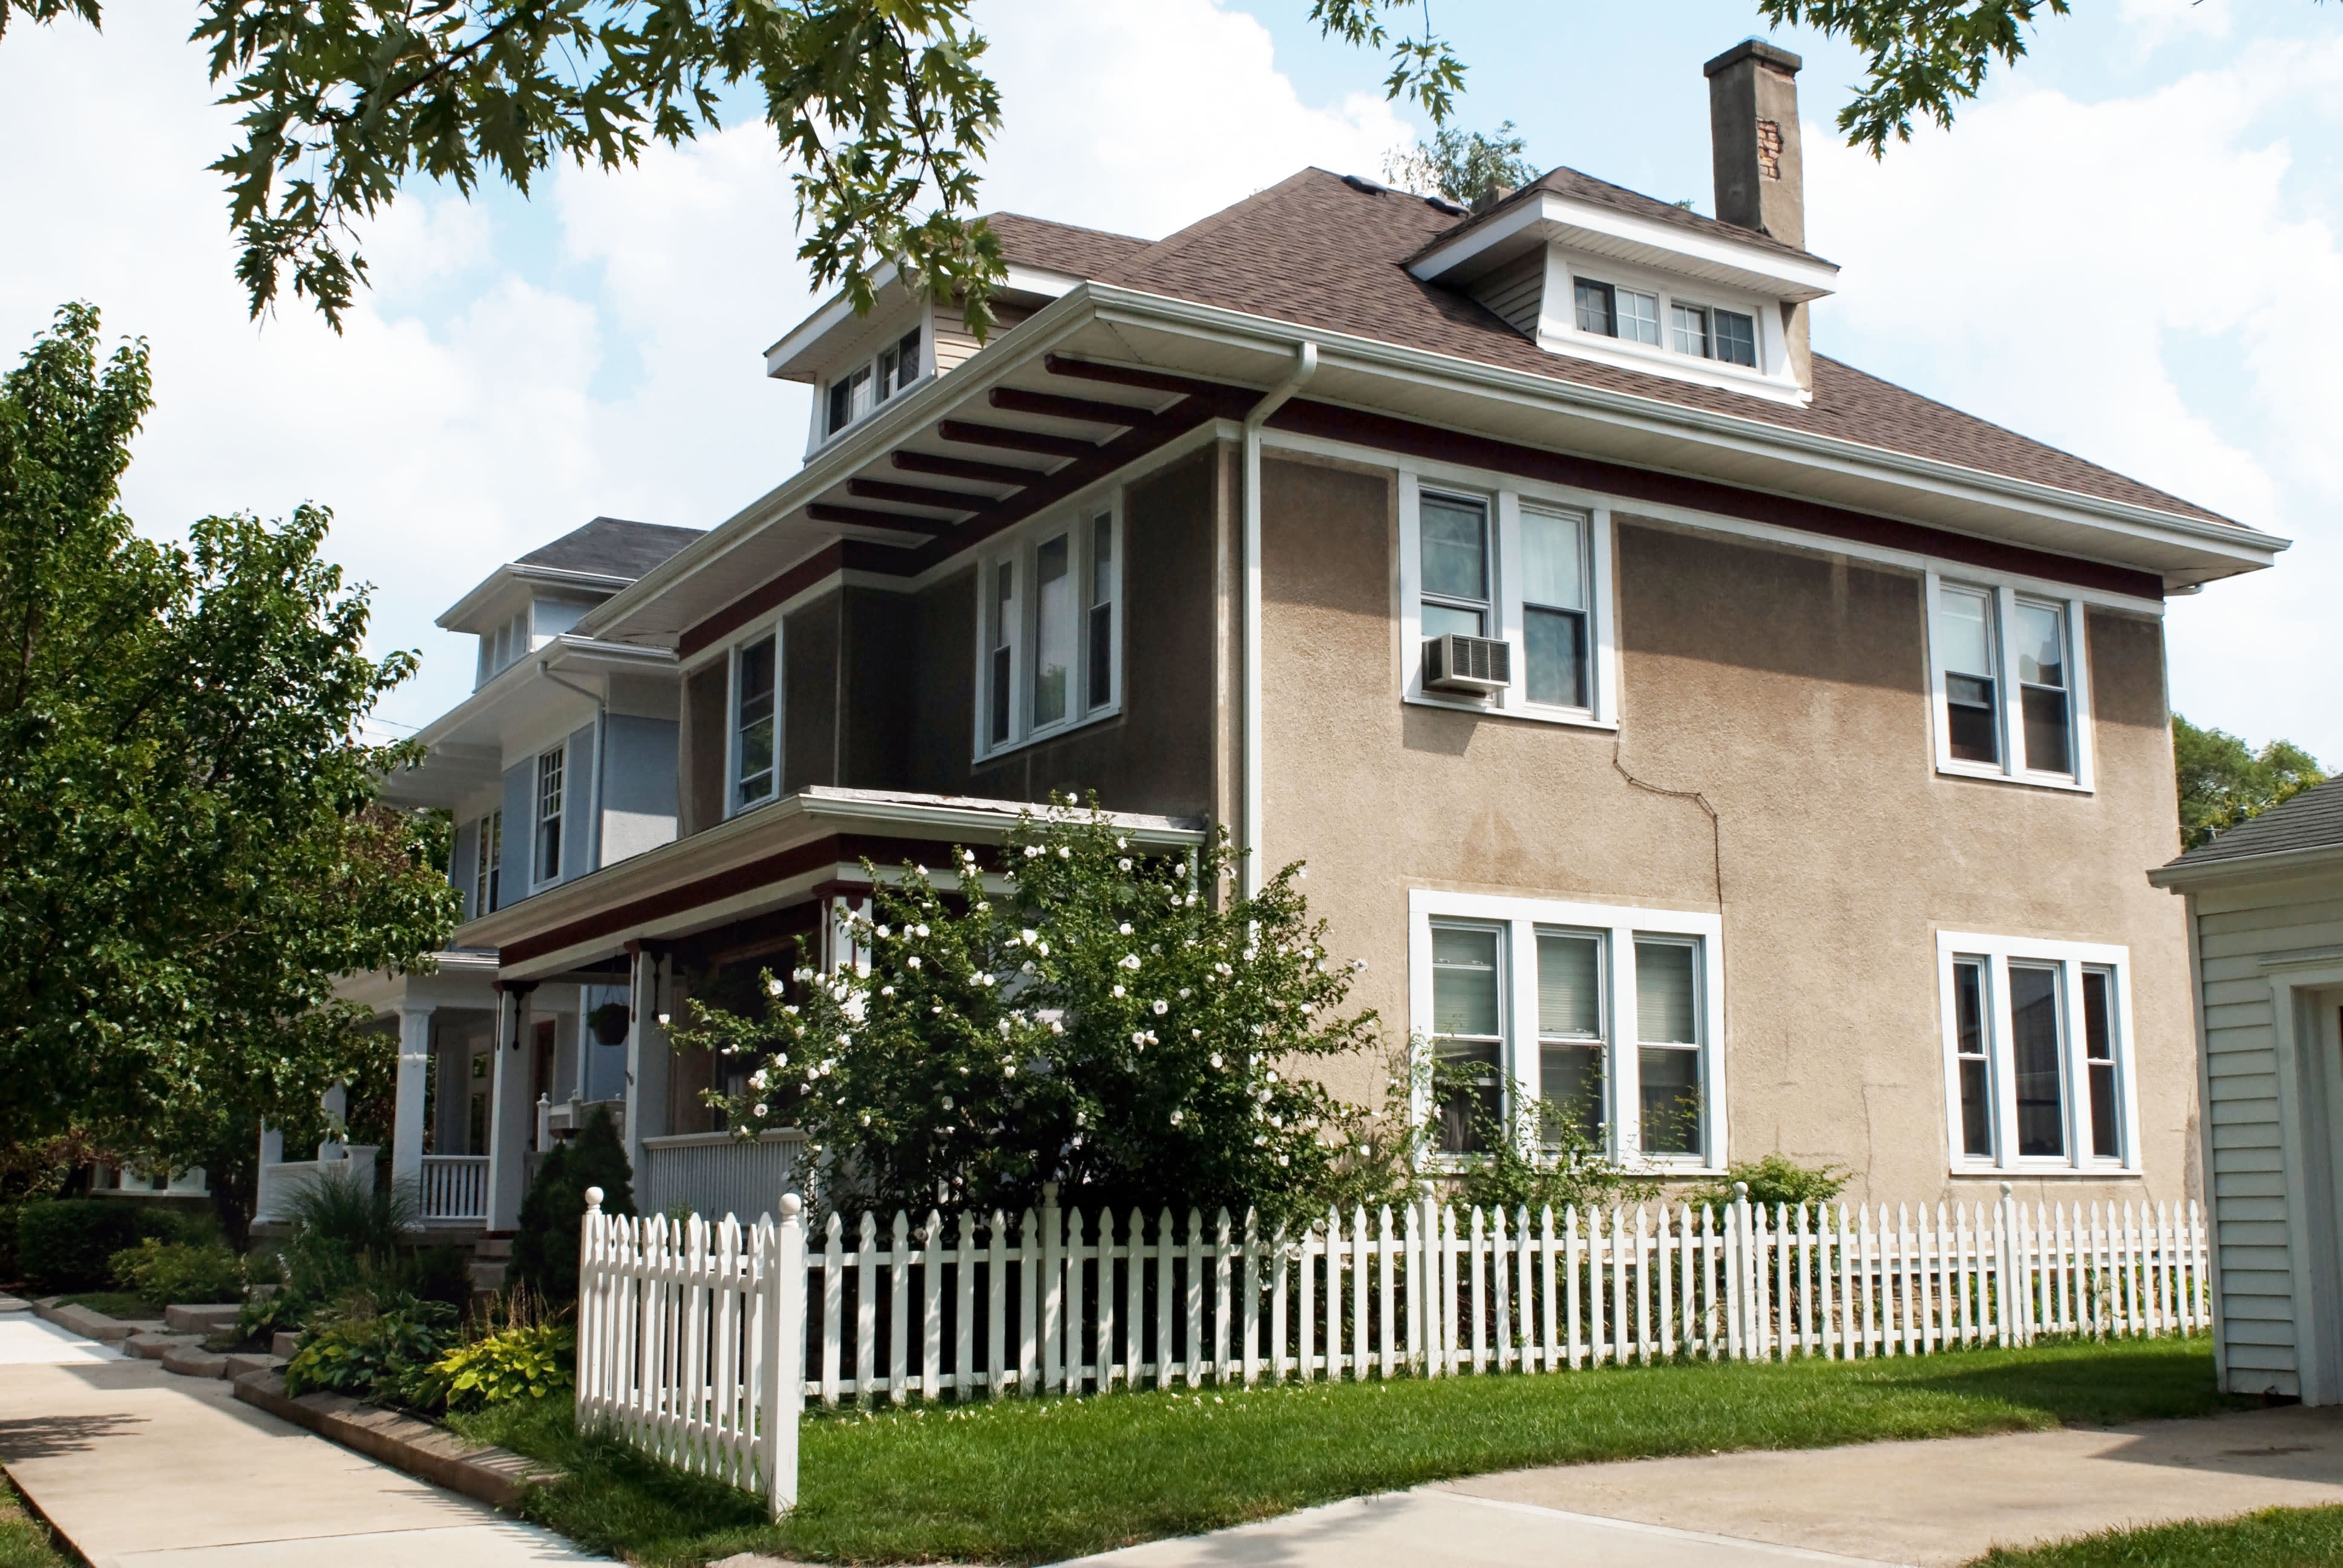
[{"left": 575, "top": 1184, "right": 2209, "bottom": 1517}]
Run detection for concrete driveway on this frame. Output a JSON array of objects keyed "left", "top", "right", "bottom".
[{"left": 1056, "top": 1406, "right": 2343, "bottom": 1567}]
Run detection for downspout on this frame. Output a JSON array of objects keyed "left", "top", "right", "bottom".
[
  {"left": 1240, "top": 340, "right": 1317, "bottom": 900},
  {"left": 540, "top": 659, "right": 606, "bottom": 874}
]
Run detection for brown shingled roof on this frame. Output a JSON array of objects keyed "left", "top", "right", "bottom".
[
  {"left": 1409, "top": 164, "right": 1830, "bottom": 267},
  {"left": 1069, "top": 169, "right": 2233, "bottom": 529},
  {"left": 983, "top": 212, "right": 1154, "bottom": 281}
]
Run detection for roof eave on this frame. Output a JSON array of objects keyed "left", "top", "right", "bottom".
[
  {"left": 1411, "top": 190, "right": 1840, "bottom": 301},
  {"left": 2149, "top": 841, "right": 2343, "bottom": 890},
  {"left": 435, "top": 563, "right": 632, "bottom": 632}
]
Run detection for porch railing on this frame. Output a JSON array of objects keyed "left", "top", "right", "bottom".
[
  {"left": 420, "top": 1154, "right": 490, "bottom": 1222},
  {"left": 639, "top": 1129, "right": 805, "bottom": 1224}
]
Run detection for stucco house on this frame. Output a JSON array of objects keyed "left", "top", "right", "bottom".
[
  {"left": 361, "top": 36, "right": 2281, "bottom": 1246},
  {"left": 2151, "top": 780, "right": 2343, "bottom": 1402}
]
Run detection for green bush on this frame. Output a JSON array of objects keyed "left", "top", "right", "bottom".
[
  {"left": 283, "top": 1290, "right": 456, "bottom": 1399},
  {"left": 16, "top": 1201, "right": 180, "bottom": 1293},
  {"left": 1684, "top": 1154, "right": 1850, "bottom": 1215},
  {"left": 0, "top": 1201, "right": 21, "bottom": 1285},
  {"left": 509, "top": 1107, "right": 633, "bottom": 1304},
  {"left": 409, "top": 1320, "right": 574, "bottom": 1412},
  {"left": 238, "top": 1164, "right": 414, "bottom": 1339},
  {"left": 110, "top": 1238, "right": 245, "bottom": 1305}
]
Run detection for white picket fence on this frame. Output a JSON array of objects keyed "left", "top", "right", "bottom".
[{"left": 576, "top": 1183, "right": 2208, "bottom": 1516}]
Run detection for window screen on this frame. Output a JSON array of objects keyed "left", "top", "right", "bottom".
[
  {"left": 1418, "top": 493, "right": 1490, "bottom": 640},
  {"left": 1521, "top": 509, "right": 1588, "bottom": 708}
]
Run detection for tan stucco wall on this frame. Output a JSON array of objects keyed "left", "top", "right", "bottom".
[{"left": 1257, "top": 451, "right": 2197, "bottom": 1207}]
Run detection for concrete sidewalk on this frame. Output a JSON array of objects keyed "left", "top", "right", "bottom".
[
  {"left": 0, "top": 1311, "right": 601, "bottom": 1567},
  {"left": 1058, "top": 1406, "right": 2343, "bottom": 1567}
]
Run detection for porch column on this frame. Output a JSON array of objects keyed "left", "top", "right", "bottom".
[
  {"left": 318, "top": 1082, "right": 349, "bottom": 1161},
  {"left": 390, "top": 1005, "right": 434, "bottom": 1198},
  {"left": 485, "top": 984, "right": 537, "bottom": 1233},
  {"left": 624, "top": 944, "right": 670, "bottom": 1181}
]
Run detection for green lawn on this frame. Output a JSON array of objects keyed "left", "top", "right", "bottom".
[
  {"left": 1971, "top": 1504, "right": 2343, "bottom": 1566},
  {"left": 55, "top": 1292, "right": 157, "bottom": 1321},
  {"left": 456, "top": 1336, "right": 2233, "bottom": 1566},
  {"left": 0, "top": 1479, "right": 71, "bottom": 1568}
]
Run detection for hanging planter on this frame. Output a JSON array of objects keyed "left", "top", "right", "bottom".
[{"left": 589, "top": 1001, "right": 632, "bottom": 1047}]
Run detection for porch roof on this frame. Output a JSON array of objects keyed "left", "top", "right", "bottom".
[{"left": 457, "top": 788, "right": 1207, "bottom": 981}]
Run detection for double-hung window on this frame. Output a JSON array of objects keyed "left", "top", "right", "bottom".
[
  {"left": 1400, "top": 475, "right": 1613, "bottom": 726},
  {"left": 1936, "top": 933, "right": 2134, "bottom": 1175},
  {"left": 977, "top": 500, "right": 1121, "bottom": 757},
  {"left": 533, "top": 747, "right": 564, "bottom": 886},
  {"left": 1412, "top": 892, "right": 1723, "bottom": 1168},
  {"left": 471, "top": 810, "right": 502, "bottom": 918},
  {"left": 732, "top": 631, "right": 779, "bottom": 810},
  {"left": 1668, "top": 301, "right": 1758, "bottom": 367},
  {"left": 1927, "top": 575, "right": 2092, "bottom": 789},
  {"left": 1575, "top": 278, "right": 1659, "bottom": 345}
]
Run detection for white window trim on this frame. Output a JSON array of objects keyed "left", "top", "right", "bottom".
[
  {"left": 1533, "top": 245, "right": 1799, "bottom": 402},
  {"left": 1398, "top": 471, "right": 1619, "bottom": 730},
  {"left": 811, "top": 309, "right": 934, "bottom": 453},
  {"left": 726, "top": 626, "right": 782, "bottom": 818},
  {"left": 1409, "top": 890, "right": 1726, "bottom": 1173},
  {"left": 1925, "top": 570, "right": 2096, "bottom": 793},
  {"left": 1935, "top": 930, "right": 2140, "bottom": 1178},
  {"left": 972, "top": 493, "right": 1124, "bottom": 762},
  {"left": 531, "top": 742, "right": 567, "bottom": 890}
]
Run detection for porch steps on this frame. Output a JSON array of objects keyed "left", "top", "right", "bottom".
[
  {"left": 163, "top": 1302, "right": 242, "bottom": 1335},
  {"left": 469, "top": 1235, "right": 513, "bottom": 1294}
]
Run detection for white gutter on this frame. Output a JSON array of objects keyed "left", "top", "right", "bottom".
[{"left": 1240, "top": 341, "right": 1318, "bottom": 899}]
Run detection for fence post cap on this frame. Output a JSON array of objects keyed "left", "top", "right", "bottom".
[
  {"left": 780, "top": 1192, "right": 803, "bottom": 1218},
  {"left": 585, "top": 1186, "right": 604, "bottom": 1212},
  {"left": 1043, "top": 1181, "right": 1060, "bottom": 1204},
  {"left": 1732, "top": 1181, "right": 1749, "bottom": 1198},
  {"left": 1999, "top": 1181, "right": 2014, "bottom": 1197}
]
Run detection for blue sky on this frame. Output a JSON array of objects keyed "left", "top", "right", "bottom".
[{"left": 1, "top": 0, "right": 2336, "bottom": 760}]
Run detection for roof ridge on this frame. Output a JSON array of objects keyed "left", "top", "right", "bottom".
[
  {"left": 1103, "top": 169, "right": 1357, "bottom": 284},
  {"left": 981, "top": 211, "right": 1155, "bottom": 248}
]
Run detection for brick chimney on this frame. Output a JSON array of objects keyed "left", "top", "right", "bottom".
[{"left": 1705, "top": 38, "right": 1809, "bottom": 389}]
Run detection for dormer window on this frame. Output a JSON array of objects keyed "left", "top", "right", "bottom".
[
  {"left": 1573, "top": 278, "right": 1658, "bottom": 345},
  {"left": 825, "top": 326, "right": 924, "bottom": 439},
  {"left": 1669, "top": 302, "right": 1758, "bottom": 367}
]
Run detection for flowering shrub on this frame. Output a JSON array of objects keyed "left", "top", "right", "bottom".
[{"left": 677, "top": 800, "right": 1380, "bottom": 1224}]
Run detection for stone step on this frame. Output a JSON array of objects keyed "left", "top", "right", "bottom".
[
  {"left": 162, "top": 1343, "right": 229, "bottom": 1379},
  {"left": 470, "top": 1236, "right": 514, "bottom": 1260},
  {"left": 222, "top": 1351, "right": 286, "bottom": 1380},
  {"left": 271, "top": 1330, "right": 300, "bottom": 1359},
  {"left": 126, "top": 1331, "right": 206, "bottom": 1361},
  {"left": 163, "top": 1302, "right": 243, "bottom": 1335},
  {"left": 468, "top": 1258, "right": 509, "bottom": 1293}
]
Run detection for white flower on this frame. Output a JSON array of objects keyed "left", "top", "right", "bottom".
[
  {"left": 1119, "top": 954, "right": 1141, "bottom": 970},
  {"left": 914, "top": 923, "right": 930, "bottom": 937},
  {"left": 1210, "top": 1053, "right": 1224, "bottom": 1068},
  {"left": 1266, "top": 1070, "right": 1279, "bottom": 1082},
  {"left": 1025, "top": 844, "right": 1043, "bottom": 858},
  {"left": 837, "top": 1033, "right": 852, "bottom": 1047},
  {"left": 1021, "top": 961, "right": 1036, "bottom": 975},
  {"left": 1004, "top": 1062, "right": 1018, "bottom": 1076},
  {"left": 916, "top": 865, "right": 928, "bottom": 878},
  {"left": 1169, "top": 1109, "right": 1184, "bottom": 1126},
  {"left": 1178, "top": 987, "right": 1191, "bottom": 999},
  {"left": 1116, "top": 836, "right": 1127, "bottom": 849},
  {"left": 1112, "top": 984, "right": 1126, "bottom": 998},
  {"left": 1058, "top": 845, "right": 1071, "bottom": 858},
  {"left": 908, "top": 956, "right": 923, "bottom": 970},
  {"left": 821, "top": 1058, "right": 836, "bottom": 1074},
  {"left": 880, "top": 985, "right": 896, "bottom": 998},
  {"left": 942, "top": 1096, "right": 954, "bottom": 1111},
  {"left": 1351, "top": 958, "right": 1368, "bottom": 973},
  {"left": 1048, "top": 1019, "right": 1064, "bottom": 1035},
  {"left": 784, "top": 1004, "right": 801, "bottom": 1016},
  {"left": 1034, "top": 941, "right": 1049, "bottom": 957},
  {"left": 977, "top": 973, "right": 997, "bottom": 988},
  {"left": 1214, "top": 962, "right": 1231, "bottom": 977},
  {"left": 655, "top": 1012, "right": 670, "bottom": 1027},
  {"left": 749, "top": 1069, "right": 769, "bottom": 1090},
  {"left": 767, "top": 978, "right": 785, "bottom": 996},
  {"left": 1300, "top": 1002, "right": 1314, "bottom": 1015},
  {"left": 1191, "top": 1028, "right": 1202, "bottom": 1039},
  {"left": 975, "top": 901, "right": 991, "bottom": 913},
  {"left": 1118, "top": 858, "right": 1132, "bottom": 872},
  {"left": 1118, "top": 921, "right": 1133, "bottom": 935},
  {"left": 752, "top": 1103, "right": 767, "bottom": 1117},
  {"left": 860, "top": 1111, "right": 873, "bottom": 1126},
  {"left": 1021, "top": 928, "right": 1038, "bottom": 945},
  {"left": 776, "top": 1053, "right": 790, "bottom": 1067},
  {"left": 931, "top": 1004, "right": 945, "bottom": 1015},
  {"left": 1185, "top": 893, "right": 1198, "bottom": 906},
  {"left": 1152, "top": 999, "right": 1168, "bottom": 1015},
  {"left": 1277, "top": 1154, "right": 1290, "bottom": 1167},
  {"left": 1132, "top": 1031, "right": 1149, "bottom": 1046}
]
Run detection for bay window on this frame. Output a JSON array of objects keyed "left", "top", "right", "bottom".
[
  {"left": 977, "top": 497, "right": 1122, "bottom": 757},
  {"left": 1412, "top": 892, "right": 1723, "bottom": 1168},
  {"left": 1399, "top": 474, "right": 1614, "bottom": 727},
  {"left": 1927, "top": 573, "right": 2093, "bottom": 789},
  {"left": 1936, "top": 932, "right": 2135, "bottom": 1175}
]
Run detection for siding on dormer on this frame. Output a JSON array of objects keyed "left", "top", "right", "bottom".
[{"left": 1469, "top": 249, "right": 1545, "bottom": 339}]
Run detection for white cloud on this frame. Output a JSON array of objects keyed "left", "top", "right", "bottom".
[{"left": 1806, "top": 41, "right": 2343, "bottom": 759}]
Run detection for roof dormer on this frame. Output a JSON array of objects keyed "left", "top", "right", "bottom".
[{"left": 1409, "top": 40, "right": 1836, "bottom": 405}]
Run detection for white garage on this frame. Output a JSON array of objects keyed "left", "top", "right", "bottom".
[{"left": 2152, "top": 778, "right": 2343, "bottom": 1402}]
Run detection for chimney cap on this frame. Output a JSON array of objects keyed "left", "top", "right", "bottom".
[{"left": 1703, "top": 38, "right": 1803, "bottom": 78}]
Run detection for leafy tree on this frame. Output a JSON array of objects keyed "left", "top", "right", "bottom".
[
  {"left": 0, "top": 303, "right": 460, "bottom": 1243},
  {"left": 678, "top": 802, "right": 1382, "bottom": 1225},
  {"left": 2, "top": 0, "right": 2108, "bottom": 332},
  {"left": 1382, "top": 122, "right": 1536, "bottom": 209},
  {"left": 2174, "top": 714, "right": 2325, "bottom": 851}
]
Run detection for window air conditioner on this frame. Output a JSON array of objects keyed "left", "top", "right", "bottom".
[{"left": 1423, "top": 633, "right": 1512, "bottom": 696}]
